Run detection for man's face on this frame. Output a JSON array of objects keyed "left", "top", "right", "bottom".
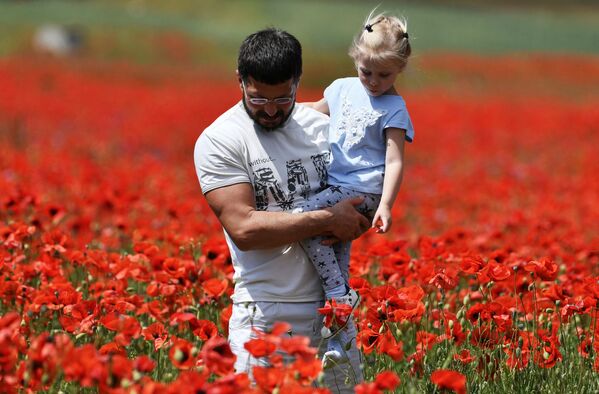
[{"left": 239, "top": 76, "right": 297, "bottom": 130}]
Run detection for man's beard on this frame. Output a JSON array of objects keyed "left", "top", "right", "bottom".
[{"left": 242, "top": 98, "right": 294, "bottom": 131}]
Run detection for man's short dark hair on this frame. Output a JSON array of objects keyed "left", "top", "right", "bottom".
[{"left": 238, "top": 28, "right": 302, "bottom": 85}]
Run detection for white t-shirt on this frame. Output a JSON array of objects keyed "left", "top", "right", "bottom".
[{"left": 194, "top": 102, "right": 330, "bottom": 303}]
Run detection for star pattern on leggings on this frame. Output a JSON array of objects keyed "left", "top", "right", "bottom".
[{"left": 329, "top": 185, "right": 342, "bottom": 194}]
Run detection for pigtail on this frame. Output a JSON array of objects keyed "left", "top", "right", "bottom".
[{"left": 350, "top": 9, "right": 412, "bottom": 72}]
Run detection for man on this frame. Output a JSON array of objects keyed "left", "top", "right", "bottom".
[{"left": 194, "top": 28, "right": 368, "bottom": 392}]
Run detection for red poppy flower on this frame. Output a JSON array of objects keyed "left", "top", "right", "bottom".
[
  {"left": 253, "top": 365, "right": 285, "bottom": 392},
  {"left": 524, "top": 257, "right": 558, "bottom": 281},
  {"left": 134, "top": 355, "right": 156, "bottom": 373},
  {"left": 99, "top": 312, "right": 141, "bottom": 346},
  {"left": 62, "top": 344, "right": 108, "bottom": 388},
  {"left": 430, "top": 369, "right": 467, "bottom": 394},
  {"left": 201, "top": 337, "right": 236, "bottom": 376},
  {"left": 244, "top": 338, "right": 276, "bottom": 358},
  {"left": 318, "top": 299, "right": 352, "bottom": 328},
  {"left": 280, "top": 336, "right": 317, "bottom": 360},
  {"left": 357, "top": 327, "right": 381, "bottom": 355},
  {"left": 454, "top": 349, "right": 474, "bottom": 364},
  {"left": 429, "top": 269, "right": 458, "bottom": 290},
  {"left": 374, "top": 370, "right": 401, "bottom": 390},
  {"left": 169, "top": 338, "right": 197, "bottom": 370},
  {"left": 460, "top": 254, "right": 485, "bottom": 274},
  {"left": 142, "top": 322, "right": 169, "bottom": 351},
  {"left": 192, "top": 319, "right": 219, "bottom": 341},
  {"left": 202, "top": 277, "right": 229, "bottom": 299},
  {"left": 220, "top": 304, "right": 232, "bottom": 337},
  {"left": 290, "top": 357, "right": 322, "bottom": 382},
  {"left": 478, "top": 260, "right": 511, "bottom": 282},
  {"left": 377, "top": 331, "right": 404, "bottom": 361}
]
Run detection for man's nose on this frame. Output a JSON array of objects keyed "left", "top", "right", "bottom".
[{"left": 264, "top": 102, "right": 278, "bottom": 116}]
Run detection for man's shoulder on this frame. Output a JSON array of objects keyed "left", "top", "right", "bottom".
[
  {"left": 196, "top": 103, "right": 248, "bottom": 146},
  {"left": 194, "top": 103, "right": 249, "bottom": 160},
  {"left": 293, "top": 103, "right": 329, "bottom": 126},
  {"left": 202, "top": 103, "right": 246, "bottom": 136}
]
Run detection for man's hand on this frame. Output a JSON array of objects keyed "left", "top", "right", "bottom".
[{"left": 321, "top": 197, "right": 370, "bottom": 245}]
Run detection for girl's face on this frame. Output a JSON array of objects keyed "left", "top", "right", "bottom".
[{"left": 356, "top": 58, "right": 401, "bottom": 97}]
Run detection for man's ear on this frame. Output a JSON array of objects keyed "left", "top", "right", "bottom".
[{"left": 236, "top": 70, "right": 243, "bottom": 90}]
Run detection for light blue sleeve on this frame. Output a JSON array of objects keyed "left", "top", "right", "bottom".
[{"left": 384, "top": 101, "right": 415, "bottom": 143}]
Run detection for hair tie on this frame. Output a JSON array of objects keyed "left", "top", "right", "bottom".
[{"left": 364, "top": 19, "right": 382, "bottom": 33}]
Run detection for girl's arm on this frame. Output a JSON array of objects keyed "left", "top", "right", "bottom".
[
  {"left": 372, "top": 127, "right": 406, "bottom": 233},
  {"left": 301, "top": 98, "right": 330, "bottom": 115}
]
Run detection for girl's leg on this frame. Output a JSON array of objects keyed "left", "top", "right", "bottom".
[
  {"left": 331, "top": 190, "right": 381, "bottom": 283},
  {"left": 323, "top": 190, "right": 381, "bottom": 367},
  {"left": 298, "top": 185, "right": 355, "bottom": 298},
  {"left": 301, "top": 236, "right": 346, "bottom": 296}
]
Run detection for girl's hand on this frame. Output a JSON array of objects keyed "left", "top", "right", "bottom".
[{"left": 372, "top": 205, "right": 392, "bottom": 233}]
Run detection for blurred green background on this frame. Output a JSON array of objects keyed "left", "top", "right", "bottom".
[{"left": 1, "top": 0, "right": 599, "bottom": 87}]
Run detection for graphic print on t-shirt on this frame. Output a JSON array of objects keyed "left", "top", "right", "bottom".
[
  {"left": 251, "top": 152, "right": 330, "bottom": 211},
  {"left": 336, "top": 96, "right": 385, "bottom": 150},
  {"left": 286, "top": 159, "right": 310, "bottom": 201},
  {"left": 253, "top": 167, "right": 291, "bottom": 211},
  {"left": 311, "top": 152, "right": 330, "bottom": 190}
]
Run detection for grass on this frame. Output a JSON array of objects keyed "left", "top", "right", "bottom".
[
  {"left": 1, "top": 0, "right": 599, "bottom": 60},
  {"left": 1, "top": 0, "right": 598, "bottom": 87}
]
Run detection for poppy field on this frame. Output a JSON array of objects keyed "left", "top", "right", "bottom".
[{"left": 0, "top": 54, "right": 598, "bottom": 393}]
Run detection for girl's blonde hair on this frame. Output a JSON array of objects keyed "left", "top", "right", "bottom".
[{"left": 349, "top": 9, "right": 411, "bottom": 72}]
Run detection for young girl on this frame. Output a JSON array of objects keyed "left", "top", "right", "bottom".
[{"left": 301, "top": 11, "right": 414, "bottom": 368}]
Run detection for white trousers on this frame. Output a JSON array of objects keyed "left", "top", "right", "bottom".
[{"left": 228, "top": 301, "right": 363, "bottom": 393}]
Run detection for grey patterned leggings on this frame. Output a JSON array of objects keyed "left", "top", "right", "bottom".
[{"left": 299, "top": 185, "right": 381, "bottom": 295}]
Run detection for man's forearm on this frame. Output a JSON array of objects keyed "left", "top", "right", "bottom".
[
  {"left": 205, "top": 183, "right": 369, "bottom": 252},
  {"left": 232, "top": 209, "right": 333, "bottom": 250}
]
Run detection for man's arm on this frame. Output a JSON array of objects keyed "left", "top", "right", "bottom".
[{"left": 205, "top": 182, "right": 369, "bottom": 251}]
